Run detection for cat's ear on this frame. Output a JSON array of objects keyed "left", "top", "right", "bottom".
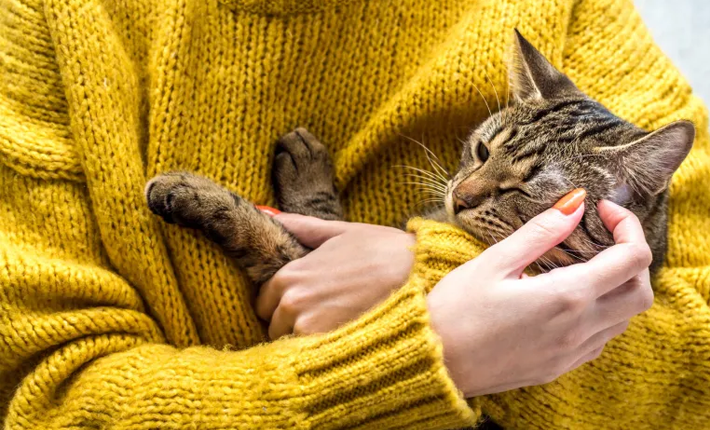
[
  {"left": 509, "top": 29, "right": 581, "bottom": 102},
  {"left": 596, "top": 120, "right": 695, "bottom": 196}
]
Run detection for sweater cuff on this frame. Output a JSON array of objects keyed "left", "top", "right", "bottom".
[
  {"left": 293, "top": 275, "right": 479, "bottom": 429},
  {"left": 406, "top": 217, "right": 487, "bottom": 293}
]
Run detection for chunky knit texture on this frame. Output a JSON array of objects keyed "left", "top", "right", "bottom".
[{"left": 1, "top": 0, "right": 709, "bottom": 428}]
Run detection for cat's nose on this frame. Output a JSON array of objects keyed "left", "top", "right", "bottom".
[{"left": 452, "top": 189, "right": 480, "bottom": 214}]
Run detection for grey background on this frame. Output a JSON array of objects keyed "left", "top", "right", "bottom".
[{"left": 634, "top": 0, "right": 710, "bottom": 103}]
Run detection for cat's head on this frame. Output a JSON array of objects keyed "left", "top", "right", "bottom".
[{"left": 445, "top": 30, "right": 695, "bottom": 270}]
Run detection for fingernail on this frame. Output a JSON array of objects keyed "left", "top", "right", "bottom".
[
  {"left": 553, "top": 188, "right": 586, "bottom": 215},
  {"left": 256, "top": 205, "right": 281, "bottom": 217}
]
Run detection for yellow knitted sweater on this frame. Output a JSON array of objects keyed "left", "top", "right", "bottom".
[{"left": 1, "top": 0, "right": 709, "bottom": 428}]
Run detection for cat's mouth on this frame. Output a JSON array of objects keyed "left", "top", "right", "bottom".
[{"left": 445, "top": 184, "right": 610, "bottom": 271}]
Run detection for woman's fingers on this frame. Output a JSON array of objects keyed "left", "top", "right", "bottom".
[
  {"left": 257, "top": 221, "right": 416, "bottom": 339},
  {"left": 268, "top": 305, "right": 293, "bottom": 340},
  {"left": 256, "top": 264, "right": 293, "bottom": 320},
  {"left": 545, "top": 202, "right": 653, "bottom": 298},
  {"left": 256, "top": 214, "right": 357, "bottom": 320},
  {"left": 593, "top": 270, "right": 653, "bottom": 325},
  {"left": 256, "top": 280, "right": 280, "bottom": 321},
  {"left": 567, "top": 346, "right": 605, "bottom": 373},
  {"left": 597, "top": 199, "right": 649, "bottom": 245},
  {"left": 256, "top": 213, "right": 354, "bottom": 321},
  {"left": 481, "top": 189, "right": 586, "bottom": 277},
  {"left": 579, "top": 320, "right": 629, "bottom": 352},
  {"left": 566, "top": 320, "right": 630, "bottom": 372}
]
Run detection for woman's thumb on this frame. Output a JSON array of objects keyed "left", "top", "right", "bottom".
[
  {"left": 266, "top": 211, "right": 352, "bottom": 248},
  {"left": 481, "top": 189, "right": 587, "bottom": 277}
]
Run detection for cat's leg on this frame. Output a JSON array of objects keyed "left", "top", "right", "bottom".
[
  {"left": 272, "top": 127, "right": 344, "bottom": 221},
  {"left": 145, "top": 172, "right": 307, "bottom": 284}
]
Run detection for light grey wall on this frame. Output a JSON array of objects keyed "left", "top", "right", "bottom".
[{"left": 634, "top": 0, "right": 710, "bottom": 104}]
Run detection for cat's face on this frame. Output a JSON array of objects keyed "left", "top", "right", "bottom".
[{"left": 444, "top": 31, "right": 694, "bottom": 270}]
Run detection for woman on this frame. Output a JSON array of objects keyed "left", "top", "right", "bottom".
[{"left": 1, "top": 0, "right": 708, "bottom": 428}]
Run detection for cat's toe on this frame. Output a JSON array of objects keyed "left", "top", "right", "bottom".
[
  {"left": 145, "top": 172, "right": 240, "bottom": 229},
  {"left": 145, "top": 175, "right": 182, "bottom": 223},
  {"left": 273, "top": 127, "right": 333, "bottom": 192},
  {"left": 276, "top": 127, "right": 328, "bottom": 169}
]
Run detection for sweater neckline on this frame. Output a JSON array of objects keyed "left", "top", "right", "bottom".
[{"left": 219, "top": 0, "right": 361, "bottom": 15}]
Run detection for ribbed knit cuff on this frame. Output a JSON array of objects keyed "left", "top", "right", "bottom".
[
  {"left": 406, "top": 218, "right": 487, "bottom": 293},
  {"left": 293, "top": 277, "right": 479, "bottom": 429}
]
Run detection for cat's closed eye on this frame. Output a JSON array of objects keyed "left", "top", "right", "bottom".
[{"left": 499, "top": 187, "right": 532, "bottom": 199}]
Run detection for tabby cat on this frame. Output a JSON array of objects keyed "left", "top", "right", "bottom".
[{"left": 145, "top": 30, "right": 694, "bottom": 286}]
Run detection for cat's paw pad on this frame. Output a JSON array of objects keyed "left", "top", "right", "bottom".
[{"left": 145, "top": 172, "right": 230, "bottom": 228}]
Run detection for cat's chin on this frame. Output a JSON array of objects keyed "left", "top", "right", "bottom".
[
  {"left": 450, "top": 215, "right": 587, "bottom": 273},
  {"left": 452, "top": 217, "right": 517, "bottom": 251}
]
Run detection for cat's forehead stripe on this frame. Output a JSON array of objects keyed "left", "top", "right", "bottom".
[
  {"left": 511, "top": 140, "right": 546, "bottom": 164},
  {"left": 574, "top": 118, "right": 624, "bottom": 142},
  {"left": 519, "top": 98, "right": 587, "bottom": 125},
  {"left": 488, "top": 127, "right": 516, "bottom": 149}
]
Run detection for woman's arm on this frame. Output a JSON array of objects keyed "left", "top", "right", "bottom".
[
  {"left": 0, "top": 165, "right": 476, "bottom": 429},
  {"left": 0, "top": 1, "right": 475, "bottom": 427},
  {"left": 259, "top": 0, "right": 710, "bottom": 424},
  {"left": 260, "top": 194, "right": 654, "bottom": 399}
]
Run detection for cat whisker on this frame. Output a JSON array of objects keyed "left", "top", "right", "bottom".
[
  {"left": 400, "top": 177, "right": 448, "bottom": 192},
  {"left": 417, "top": 196, "right": 445, "bottom": 203},
  {"left": 558, "top": 176, "right": 579, "bottom": 190},
  {"left": 477, "top": 216, "right": 510, "bottom": 233},
  {"left": 420, "top": 189, "right": 447, "bottom": 197},
  {"left": 540, "top": 253, "right": 557, "bottom": 267},
  {"left": 559, "top": 249, "right": 587, "bottom": 263},
  {"left": 401, "top": 172, "right": 447, "bottom": 186},
  {"left": 420, "top": 151, "right": 451, "bottom": 183},
  {"left": 399, "top": 134, "right": 452, "bottom": 180},
  {"left": 419, "top": 197, "right": 445, "bottom": 206},
  {"left": 415, "top": 198, "right": 445, "bottom": 210},
  {"left": 420, "top": 193, "right": 447, "bottom": 201},
  {"left": 486, "top": 231, "right": 502, "bottom": 246},
  {"left": 505, "top": 74, "right": 511, "bottom": 114},
  {"left": 400, "top": 182, "right": 449, "bottom": 195},
  {"left": 417, "top": 184, "right": 447, "bottom": 192},
  {"left": 481, "top": 67, "right": 502, "bottom": 123},
  {"left": 575, "top": 235, "right": 610, "bottom": 250},
  {"left": 416, "top": 198, "right": 444, "bottom": 205},
  {"left": 396, "top": 165, "right": 448, "bottom": 186},
  {"left": 538, "top": 255, "right": 560, "bottom": 271},
  {"left": 559, "top": 247, "right": 599, "bottom": 256},
  {"left": 471, "top": 81, "right": 493, "bottom": 119}
]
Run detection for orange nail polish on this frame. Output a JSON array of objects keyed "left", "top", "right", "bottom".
[
  {"left": 256, "top": 205, "right": 281, "bottom": 216},
  {"left": 553, "top": 188, "right": 586, "bottom": 215}
]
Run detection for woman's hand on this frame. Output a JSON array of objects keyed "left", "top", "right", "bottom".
[
  {"left": 256, "top": 214, "right": 415, "bottom": 339},
  {"left": 427, "top": 195, "right": 654, "bottom": 397}
]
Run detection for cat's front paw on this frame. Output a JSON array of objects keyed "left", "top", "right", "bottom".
[
  {"left": 145, "top": 172, "right": 232, "bottom": 228},
  {"left": 273, "top": 127, "right": 332, "bottom": 182},
  {"left": 273, "top": 127, "right": 342, "bottom": 220}
]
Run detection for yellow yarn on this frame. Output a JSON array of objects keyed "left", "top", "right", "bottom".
[{"left": 1, "top": 0, "right": 708, "bottom": 428}]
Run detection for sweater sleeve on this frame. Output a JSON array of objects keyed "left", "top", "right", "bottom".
[
  {"left": 408, "top": 0, "right": 710, "bottom": 428},
  {"left": 0, "top": 3, "right": 481, "bottom": 429}
]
